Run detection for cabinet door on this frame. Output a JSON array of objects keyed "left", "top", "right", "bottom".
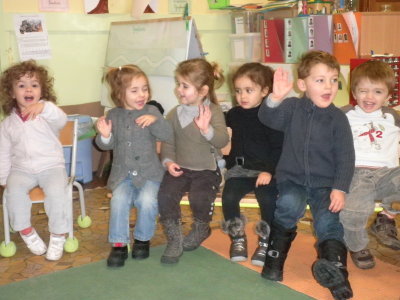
[{"left": 360, "top": 0, "right": 400, "bottom": 11}]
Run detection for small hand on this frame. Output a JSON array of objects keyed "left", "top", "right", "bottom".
[
  {"left": 166, "top": 161, "right": 183, "bottom": 177},
  {"left": 329, "top": 189, "right": 345, "bottom": 213},
  {"left": 270, "top": 68, "right": 293, "bottom": 102},
  {"left": 194, "top": 104, "right": 212, "bottom": 134},
  {"left": 255, "top": 172, "right": 272, "bottom": 187},
  {"left": 135, "top": 114, "right": 157, "bottom": 128},
  {"left": 21, "top": 102, "right": 44, "bottom": 120},
  {"left": 96, "top": 116, "right": 112, "bottom": 138}
]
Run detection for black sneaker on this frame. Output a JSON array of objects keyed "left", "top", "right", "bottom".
[
  {"left": 370, "top": 213, "right": 400, "bottom": 250},
  {"left": 107, "top": 246, "right": 128, "bottom": 267},
  {"left": 132, "top": 240, "right": 150, "bottom": 259}
]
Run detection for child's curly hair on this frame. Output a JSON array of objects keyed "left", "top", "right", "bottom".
[{"left": 0, "top": 60, "right": 57, "bottom": 116}]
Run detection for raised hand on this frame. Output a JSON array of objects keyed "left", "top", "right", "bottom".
[
  {"left": 21, "top": 102, "right": 44, "bottom": 120},
  {"left": 194, "top": 104, "right": 211, "bottom": 135},
  {"left": 270, "top": 68, "right": 293, "bottom": 102},
  {"left": 136, "top": 114, "right": 157, "bottom": 128},
  {"left": 96, "top": 116, "right": 112, "bottom": 138}
]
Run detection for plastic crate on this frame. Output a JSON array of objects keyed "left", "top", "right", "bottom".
[
  {"left": 64, "top": 115, "right": 93, "bottom": 183},
  {"left": 230, "top": 33, "right": 262, "bottom": 62}
]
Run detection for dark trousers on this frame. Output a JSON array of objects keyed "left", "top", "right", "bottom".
[
  {"left": 222, "top": 177, "right": 278, "bottom": 224},
  {"left": 158, "top": 168, "right": 221, "bottom": 222},
  {"left": 275, "top": 180, "right": 344, "bottom": 244}
]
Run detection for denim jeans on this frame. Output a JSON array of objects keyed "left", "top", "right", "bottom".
[
  {"left": 340, "top": 167, "right": 400, "bottom": 252},
  {"left": 109, "top": 176, "right": 160, "bottom": 244},
  {"left": 222, "top": 177, "right": 278, "bottom": 224},
  {"left": 274, "top": 180, "right": 344, "bottom": 244},
  {"left": 5, "top": 168, "right": 69, "bottom": 234}
]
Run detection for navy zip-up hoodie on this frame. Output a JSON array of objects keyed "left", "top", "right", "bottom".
[{"left": 258, "top": 96, "right": 355, "bottom": 193}]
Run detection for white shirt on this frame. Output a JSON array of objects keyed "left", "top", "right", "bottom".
[
  {"left": 0, "top": 101, "right": 67, "bottom": 185},
  {"left": 346, "top": 105, "right": 400, "bottom": 168}
]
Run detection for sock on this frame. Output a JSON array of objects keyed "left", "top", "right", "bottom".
[
  {"left": 20, "top": 227, "right": 33, "bottom": 236},
  {"left": 113, "top": 243, "right": 126, "bottom": 247}
]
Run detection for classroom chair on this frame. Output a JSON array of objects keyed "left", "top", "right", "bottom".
[{"left": 0, "top": 119, "right": 92, "bottom": 258}]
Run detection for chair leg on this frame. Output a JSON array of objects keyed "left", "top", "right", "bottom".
[{"left": 73, "top": 181, "right": 86, "bottom": 217}]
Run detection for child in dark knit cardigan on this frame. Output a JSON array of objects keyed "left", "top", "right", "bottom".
[
  {"left": 258, "top": 51, "right": 355, "bottom": 300},
  {"left": 221, "top": 62, "right": 283, "bottom": 267}
]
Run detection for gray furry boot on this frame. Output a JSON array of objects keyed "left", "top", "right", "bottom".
[
  {"left": 183, "top": 218, "right": 211, "bottom": 251},
  {"left": 160, "top": 219, "right": 183, "bottom": 264},
  {"left": 222, "top": 215, "right": 247, "bottom": 262},
  {"left": 251, "top": 220, "right": 271, "bottom": 266}
]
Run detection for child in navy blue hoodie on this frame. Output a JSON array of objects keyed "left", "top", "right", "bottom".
[{"left": 258, "top": 51, "right": 355, "bottom": 300}]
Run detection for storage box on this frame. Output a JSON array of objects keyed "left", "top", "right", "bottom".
[
  {"left": 208, "top": 0, "right": 230, "bottom": 9},
  {"left": 64, "top": 115, "right": 93, "bottom": 183},
  {"left": 230, "top": 33, "right": 262, "bottom": 62},
  {"left": 231, "top": 11, "right": 262, "bottom": 34}
]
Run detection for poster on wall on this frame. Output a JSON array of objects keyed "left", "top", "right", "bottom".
[
  {"left": 132, "top": 0, "right": 158, "bottom": 19},
  {"left": 39, "top": 0, "right": 69, "bottom": 12},
  {"left": 84, "top": 0, "right": 109, "bottom": 14},
  {"left": 14, "top": 14, "right": 51, "bottom": 60}
]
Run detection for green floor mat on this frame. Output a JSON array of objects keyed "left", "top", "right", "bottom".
[{"left": 0, "top": 246, "right": 313, "bottom": 300}]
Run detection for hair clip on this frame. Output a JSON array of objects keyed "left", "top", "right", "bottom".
[{"left": 118, "top": 66, "right": 122, "bottom": 71}]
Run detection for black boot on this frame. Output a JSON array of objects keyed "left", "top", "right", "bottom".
[
  {"left": 222, "top": 216, "right": 247, "bottom": 262},
  {"left": 132, "top": 239, "right": 150, "bottom": 260},
  {"left": 251, "top": 220, "right": 270, "bottom": 266},
  {"left": 107, "top": 246, "right": 128, "bottom": 267},
  {"left": 160, "top": 219, "right": 183, "bottom": 264},
  {"left": 312, "top": 239, "right": 353, "bottom": 300},
  {"left": 261, "top": 222, "right": 297, "bottom": 281},
  {"left": 182, "top": 218, "right": 211, "bottom": 251}
]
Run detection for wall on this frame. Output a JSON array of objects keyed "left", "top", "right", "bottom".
[
  {"left": 0, "top": 0, "right": 231, "bottom": 108},
  {"left": 0, "top": 0, "right": 350, "bottom": 110}
]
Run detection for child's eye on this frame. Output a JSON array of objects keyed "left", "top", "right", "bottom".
[
  {"left": 332, "top": 78, "right": 338, "bottom": 83},
  {"left": 375, "top": 90, "right": 383, "bottom": 94},
  {"left": 234, "top": 89, "right": 240, "bottom": 94},
  {"left": 245, "top": 88, "right": 253, "bottom": 93},
  {"left": 316, "top": 79, "right": 323, "bottom": 83}
]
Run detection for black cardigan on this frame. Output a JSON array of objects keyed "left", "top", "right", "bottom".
[{"left": 225, "top": 104, "right": 284, "bottom": 175}]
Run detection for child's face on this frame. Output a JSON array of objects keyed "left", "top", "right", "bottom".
[
  {"left": 297, "top": 63, "right": 339, "bottom": 108},
  {"left": 234, "top": 76, "right": 268, "bottom": 109},
  {"left": 12, "top": 74, "right": 41, "bottom": 111},
  {"left": 175, "top": 75, "right": 208, "bottom": 106},
  {"left": 123, "top": 75, "right": 149, "bottom": 110},
  {"left": 353, "top": 78, "right": 391, "bottom": 113}
]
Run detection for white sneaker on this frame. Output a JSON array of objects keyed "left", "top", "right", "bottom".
[
  {"left": 46, "top": 234, "right": 66, "bottom": 261},
  {"left": 20, "top": 229, "right": 47, "bottom": 255}
]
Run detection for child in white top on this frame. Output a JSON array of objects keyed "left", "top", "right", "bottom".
[
  {"left": 340, "top": 60, "right": 400, "bottom": 270},
  {"left": 0, "top": 60, "right": 69, "bottom": 261}
]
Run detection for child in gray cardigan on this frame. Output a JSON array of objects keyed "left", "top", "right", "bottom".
[{"left": 96, "top": 65, "right": 172, "bottom": 268}]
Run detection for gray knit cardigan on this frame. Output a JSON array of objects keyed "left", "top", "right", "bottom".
[{"left": 95, "top": 105, "right": 172, "bottom": 190}]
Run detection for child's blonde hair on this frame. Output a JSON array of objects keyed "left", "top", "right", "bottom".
[
  {"left": 175, "top": 58, "right": 224, "bottom": 104},
  {"left": 297, "top": 50, "right": 340, "bottom": 80},
  {"left": 0, "top": 60, "right": 56, "bottom": 116},
  {"left": 351, "top": 60, "right": 395, "bottom": 95},
  {"left": 232, "top": 62, "right": 274, "bottom": 95},
  {"left": 105, "top": 64, "right": 151, "bottom": 107}
]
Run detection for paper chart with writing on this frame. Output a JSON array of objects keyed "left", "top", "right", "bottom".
[
  {"left": 14, "top": 14, "right": 51, "bottom": 60},
  {"left": 168, "top": 0, "right": 188, "bottom": 14},
  {"left": 39, "top": 0, "right": 69, "bottom": 12}
]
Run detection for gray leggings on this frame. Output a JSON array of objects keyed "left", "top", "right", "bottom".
[
  {"left": 5, "top": 168, "right": 69, "bottom": 234},
  {"left": 340, "top": 167, "right": 400, "bottom": 252}
]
